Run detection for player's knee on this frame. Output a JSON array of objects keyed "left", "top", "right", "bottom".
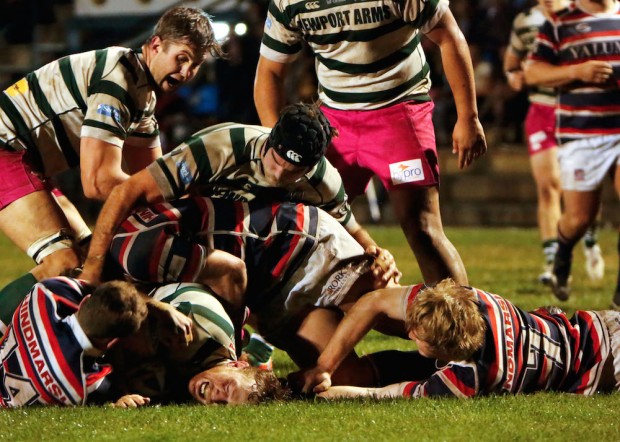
[{"left": 226, "top": 259, "right": 247, "bottom": 297}]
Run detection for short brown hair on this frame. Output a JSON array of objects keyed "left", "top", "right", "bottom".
[
  {"left": 245, "top": 368, "right": 290, "bottom": 403},
  {"left": 405, "top": 278, "right": 485, "bottom": 361},
  {"left": 78, "top": 280, "right": 149, "bottom": 340},
  {"left": 152, "top": 6, "right": 224, "bottom": 59}
]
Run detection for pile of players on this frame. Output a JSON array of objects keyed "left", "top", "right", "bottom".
[{"left": 0, "top": 0, "right": 619, "bottom": 408}]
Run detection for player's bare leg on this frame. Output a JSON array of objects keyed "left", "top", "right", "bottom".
[
  {"left": 389, "top": 186, "right": 467, "bottom": 285},
  {"left": 552, "top": 189, "right": 601, "bottom": 300},
  {"left": 530, "top": 147, "right": 562, "bottom": 283},
  {"left": 270, "top": 306, "right": 378, "bottom": 388},
  {"left": 0, "top": 191, "right": 82, "bottom": 280}
]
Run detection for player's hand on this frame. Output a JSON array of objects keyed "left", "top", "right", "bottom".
[
  {"left": 111, "top": 394, "right": 151, "bottom": 408},
  {"left": 366, "top": 245, "right": 401, "bottom": 286},
  {"left": 150, "top": 301, "right": 193, "bottom": 347},
  {"left": 317, "top": 386, "right": 367, "bottom": 399},
  {"left": 506, "top": 70, "right": 525, "bottom": 91},
  {"left": 573, "top": 60, "right": 614, "bottom": 84},
  {"left": 452, "top": 116, "right": 487, "bottom": 169},
  {"left": 288, "top": 367, "right": 333, "bottom": 394}
]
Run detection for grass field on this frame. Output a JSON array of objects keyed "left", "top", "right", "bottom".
[{"left": 1, "top": 226, "right": 619, "bottom": 441}]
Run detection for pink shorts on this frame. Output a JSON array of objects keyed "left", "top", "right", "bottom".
[
  {"left": 0, "top": 148, "right": 49, "bottom": 209},
  {"left": 321, "top": 101, "right": 439, "bottom": 199},
  {"left": 524, "top": 102, "right": 557, "bottom": 156}
]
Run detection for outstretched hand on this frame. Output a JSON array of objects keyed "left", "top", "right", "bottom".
[
  {"left": 111, "top": 394, "right": 151, "bottom": 408},
  {"left": 287, "top": 367, "right": 332, "bottom": 395},
  {"left": 366, "top": 245, "right": 401, "bottom": 287},
  {"left": 149, "top": 301, "right": 193, "bottom": 348}
]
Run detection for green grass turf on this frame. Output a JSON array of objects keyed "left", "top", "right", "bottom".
[{"left": 0, "top": 226, "right": 619, "bottom": 441}]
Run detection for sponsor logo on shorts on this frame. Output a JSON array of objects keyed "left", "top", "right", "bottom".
[
  {"left": 529, "top": 131, "right": 546, "bottom": 152},
  {"left": 574, "top": 169, "right": 586, "bottom": 181},
  {"left": 96, "top": 104, "right": 121, "bottom": 124},
  {"left": 177, "top": 161, "right": 192, "bottom": 185},
  {"left": 286, "top": 150, "right": 302, "bottom": 163},
  {"left": 389, "top": 159, "right": 425, "bottom": 185},
  {"left": 266, "top": 17, "right": 272, "bottom": 29},
  {"left": 323, "top": 268, "right": 350, "bottom": 299}
]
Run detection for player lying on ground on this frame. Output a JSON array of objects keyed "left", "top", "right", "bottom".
[
  {"left": 101, "top": 196, "right": 410, "bottom": 387},
  {"left": 298, "top": 278, "right": 620, "bottom": 398},
  {"left": 108, "top": 283, "right": 287, "bottom": 407},
  {"left": 0, "top": 277, "right": 193, "bottom": 407}
]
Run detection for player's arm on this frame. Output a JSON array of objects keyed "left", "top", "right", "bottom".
[
  {"left": 346, "top": 221, "right": 401, "bottom": 285},
  {"left": 300, "top": 287, "right": 408, "bottom": 393},
  {"left": 122, "top": 141, "right": 162, "bottom": 175},
  {"left": 524, "top": 59, "right": 614, "bottom": 87},
  {"left": 503, "top": 49, "right": 525, "bottom": 92},
  {"left": 318, "top": 383, "right": 407, "bottom": 399},
  {"left": 425, "top": 9, "right": 487, "bottom": 169},
  {"left": 254, "top": 56, "right": 289, "bottom": 127},
  {"left": 79, "top": 137, "right": 130, "bottom": 200},
  {"left": 80, "top": 169, "right": 164, "bottom": 284}
]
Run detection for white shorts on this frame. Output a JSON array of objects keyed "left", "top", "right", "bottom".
[
  {"left": 602, "top": 310, "right": 620, "bottom": 391},
  {"left": 253, "top": 209, "right": 369, "bottom": 337},
  {"left": 557, "top": 134, "right": 620, "bottom": 191}
]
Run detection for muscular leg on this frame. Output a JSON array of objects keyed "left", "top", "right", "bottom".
[
  {"left": 389, "top": 186, "right": 467, "bottom": 285},
  {"left": 268, "top": 307, "right": 378, "bottom": 387},
  {"left": 531, "top": 148, "right": 562, "bottom": 241}
]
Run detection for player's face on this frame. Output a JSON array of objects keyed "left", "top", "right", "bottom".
[
  {"left": 147, "top": 37, "right": 204, "bottom": 93},
  {"left": 262, "top": 147, "right": 309, "bottom": 186},
  {"left": 408, "top": 329, "right": 443, "bottom": 359},
  {"left": 188, "top": 362, "right": 256, "bottom": 405}
]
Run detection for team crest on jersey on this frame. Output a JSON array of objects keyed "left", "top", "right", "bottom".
[
  {"left": 574, "top": 168, "right": 586, "bottom": 182},
  {"left": 135, "top": 208, "right": 158, "bottom": 223},
  {"left": 389, "top": 159, "right": 424, "bottom": 185},
  {"left": 96, "top": 104, "right": 121, "bottom": 124}
]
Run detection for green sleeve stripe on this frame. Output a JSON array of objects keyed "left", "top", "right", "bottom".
[
  {"left": 88, "top": 49, "right": 108, "bottom": 93},
  {"left": 59, "top": 57, "right": 87, "bottom": 112},
  {"left": 268, "top": 2, "right": 296, "bottom": 31},
  {"left": 412, "top": 0, "right": 440, "bottom": 28},
  {"left": 186, "top": 137, "right": 214, "bottom": 179},
  {"left": 316, "top": 33, "right": 420, "bottom": 75},
  {"left": 83, "top": 118, "right": 125, "bottom": 139},
  {"left": 230, "top": 127, "right": 247, "bottom": 164},
  {"left": 119, "top": 55, "right": 139, "bottom": 84},
  {"left": 88, "top": 80, "right": 136, "bottom": 118},
  {"left": 261, "top": 32, "right": 302, "bottom": 55},
  {"left": 305, "top": 20, "right": 406, "bottom": 45},
  {"left": 341, "top": 209, "right": 352, "bottom": 226},
  {"left": 160, "top": 287, "right": 235, "bottom": 339},
  {"left": 308, "top": 157, "right": 327, "bottom": 187},
  {"left": 319, "top": 62, "right": 431, "bottom": 104},
  {"left": 26, "top": 73, "right": 79, "bottom": 168},
  {"left": 190, "top": 304, "right": 235, "bottom": 338},
  {"left": 154, "top": 158, "right": 181, "bottom": 197},
  {"left": 0, "top": 89, "right": 42, "bottom": 167}
]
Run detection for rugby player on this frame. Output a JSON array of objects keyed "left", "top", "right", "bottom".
[
  {"left": 0, "top": 278, "right": 182, "bottom": 407},
  {"left": 108, "top": 283, "right": 287, "bottom": 407},
  {"left": 80, "top": 103, "right": 400, "bottom": 291},
  {"left": 0, "top": 6, "right": 222, "bottom": 319},
  {"left": 298, "top": 278, "right": 620, "bottom": 398}
]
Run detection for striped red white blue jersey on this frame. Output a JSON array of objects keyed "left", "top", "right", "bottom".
[
  {"left": 400, "top": 284, "right": 611, "bottom": 398},
  {"left": 528, "top": 4, "right": 620, "bottom": 144},
  {"left": 0, "top": 277, "right": 112, "bottom": 407},
  {"left": 111, "top": 197, "right": 320, "bottom": 310}
]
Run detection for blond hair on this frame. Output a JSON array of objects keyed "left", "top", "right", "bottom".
[{"left": 405, "top": 278, "right": 485, "bottom": 361}]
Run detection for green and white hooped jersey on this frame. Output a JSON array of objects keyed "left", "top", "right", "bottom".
[
  {"left": 260, "top": 0, "right": 449, "bottom": 110},
  {"left": 0, "top": 47, "right": 160, "bottom": 177},
  {"left": 508, "top": 5, "right": 555, "bottom": 106},
  {"left": 150, "top": 283, "right": 237, "bottom": 371},
  {"left": 148, "top": 122, "right": 355, "bottom": 228}
]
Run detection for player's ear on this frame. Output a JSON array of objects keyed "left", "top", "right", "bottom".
[{"left": 227, "top": 360, "right": 250, "bottom": 369}]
